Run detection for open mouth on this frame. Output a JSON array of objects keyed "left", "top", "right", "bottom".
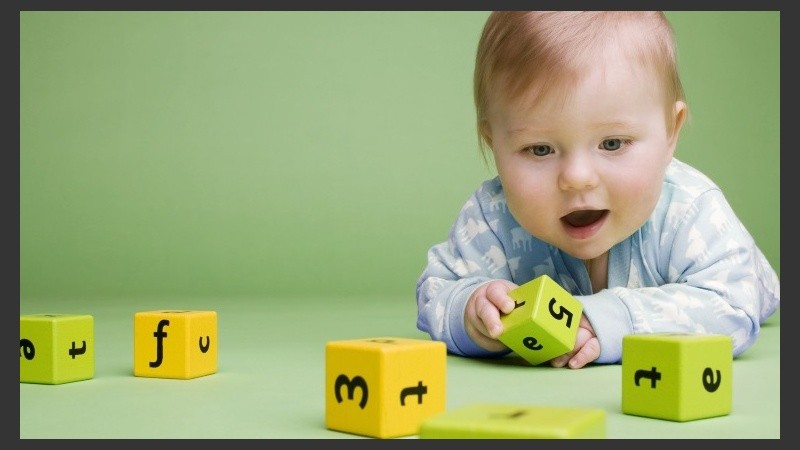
[{"left": 561, "top": 209, "right": 609, "bottom": 228}]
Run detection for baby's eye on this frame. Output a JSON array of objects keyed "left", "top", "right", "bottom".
[
  {"left": 524, "top": 144, "right": 553, "bottom": 156},
  {"left": 600, "top": 138, "right": 629, "bottom": 151}
]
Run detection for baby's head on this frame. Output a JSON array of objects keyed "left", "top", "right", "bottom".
[
  {"left": 474, "top": 11, "right": 686, "bottom": 159},
  {"left": 473, "top": 12, "right": 689, "bottom": 261}
]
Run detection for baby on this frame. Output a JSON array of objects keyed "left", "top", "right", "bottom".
[{"left": 415, "top": 11, "right": 780, "bottom": 369}]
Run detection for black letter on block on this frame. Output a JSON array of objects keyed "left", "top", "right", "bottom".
[
  {"left": 150, "top": 319, "right": 169, "bottom": 368},
  {"left": 702, "top": 367, "right": 722, "bottom": 392},
  {"left": 400, "top": 381, "right": 427, "bottom": 406},
  {"left": 634, "top": 367, "right": 662, "bottom": 388},
  {"left": 199, "top": 336, "right": 210, "bottom": 353},
  {"left": 548, "top": 298, "right": 574, "bottom": 328},
  {"left": 20, "top": 339, "right": 35, "bottom": 360},
  {"left": 522, "top": 336, "right": 543, "bottom": 351},
  {"left": 69, "top": 340, "right": 87, "bottom": 359},
  {"left": 335, "top": 374, "right": 368, "bottom": 409}
]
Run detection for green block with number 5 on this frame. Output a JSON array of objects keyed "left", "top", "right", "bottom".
[{"left": 498, "top": 275, "right": 583, "bottom": 366}]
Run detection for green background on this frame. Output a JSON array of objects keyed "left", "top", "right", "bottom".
[{"left": 20, "top": 11, "right": 780, "bottom": 303}]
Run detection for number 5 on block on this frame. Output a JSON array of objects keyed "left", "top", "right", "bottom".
[{"left": 498, "top": 275, "right": 583, "bottom": 366}]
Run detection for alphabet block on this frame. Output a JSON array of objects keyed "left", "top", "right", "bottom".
[
  {"left": 325, "top": 337, "right": 446, "bottom": 439},
  {"left": 419, "top": 403, "right": 606, "bottom": 438},
  {"left": 133, "top": 310, "right": 217, "bottom": 379},
  {"left": 20, "top": 314, "right": 95, "bottom": 384},
  {"left": 499, "top": 274, "right": 583, "bottom": 365},
  {"left": 621, "top": 333, "right": 732, "bottom": 422}
]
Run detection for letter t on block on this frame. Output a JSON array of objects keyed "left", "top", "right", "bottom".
[{"left": 622, "top": 333, "right": 732, "bottom": 421}]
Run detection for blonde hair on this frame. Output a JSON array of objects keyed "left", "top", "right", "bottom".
[{"left": 474, "top": 11, "right": 686, "bottom": 160}]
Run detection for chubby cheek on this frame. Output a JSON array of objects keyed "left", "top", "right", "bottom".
[
  {"left": 612, "top": 167, "right": 664, "bottom": 219},
  {"left": 501, "top": 178, "right": 557, "bottom": 235}
]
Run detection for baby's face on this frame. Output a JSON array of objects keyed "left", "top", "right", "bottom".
[{"left": 486, "top": 63, "right": 683, "bottom": 261}]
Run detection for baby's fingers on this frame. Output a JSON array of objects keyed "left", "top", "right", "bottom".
[
  {"left": 549, "top": 352, "right": 573, "bottom": 368},
  {"left": 475, "top": 298, "right": 504, "bottom": 338},
  {"left": 485, "top": 281, "right": 517, "bottom": 314},
  {"left": 567, "top": 335, "right": 600, "bottom": 369}
]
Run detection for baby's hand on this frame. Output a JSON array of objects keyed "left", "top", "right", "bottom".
[
  {"left": 464, "top": 279, "right": 518, "bottom": 352},
  {"left": 549, "top": 315, "right": 599, "bottom": 369}
]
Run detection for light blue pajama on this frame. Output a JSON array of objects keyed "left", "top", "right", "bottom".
[{"left": 416, "top": 158, "right": 780, "bottom": 364}]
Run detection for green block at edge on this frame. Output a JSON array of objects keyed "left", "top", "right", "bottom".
[
  {"left": 20, "top": 314, "right": 95, "bottom": 384},
  {"left": 419, "top": 403, "right": 605, "bottom": 438}
]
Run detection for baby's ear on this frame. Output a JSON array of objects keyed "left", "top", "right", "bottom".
[
  {"left": 668, "top": 100, "right": 687, "bottom": 154},
  {"left": 671, "top": 101, "right": 687, "bottom": 140},
  {"left": 479, "top": 119, "right": 493, "bottom": 149}
]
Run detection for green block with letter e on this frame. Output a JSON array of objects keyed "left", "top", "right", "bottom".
[{"left": 499, "top": 275, "right": 583, "bottom": 366}]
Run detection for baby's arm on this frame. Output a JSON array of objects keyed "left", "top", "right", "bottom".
[
  {"left": 580, "top": 188, "right": 780, "bottom": 364},
  {"left": 416, "top": 181, "right": 519, "bottom": 358}
]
